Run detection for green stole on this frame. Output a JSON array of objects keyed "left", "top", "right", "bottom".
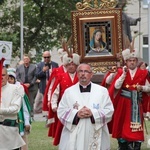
[{"left": 18, "top": 94, "right": 31, "bottom": 135}]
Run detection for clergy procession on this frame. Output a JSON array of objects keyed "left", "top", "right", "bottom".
[
  {"left": 1, "top": 0, "right": 150, "bottom": 150},
  {"left": 1, "top": 38, "right": 150, "bottom": 150}
]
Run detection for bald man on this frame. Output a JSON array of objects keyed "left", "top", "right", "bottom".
[{"left": 36, "top": 51, "right": 58, "bottom": 103}]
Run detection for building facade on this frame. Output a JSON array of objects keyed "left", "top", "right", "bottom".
[{"left": 126, "top": 0, "right": 149, "bottom": 64}]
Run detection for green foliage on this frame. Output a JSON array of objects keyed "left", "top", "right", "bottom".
[
  {"left": 0, "top": 0, "right": 4, "bottom": 5},
  {"left": 0, "top": 0, "right": 80, "bottom": 58}
]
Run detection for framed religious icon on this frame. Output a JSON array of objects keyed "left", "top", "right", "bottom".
[{"left": 72, "top": 6, "right": 123, "bottom": 73}]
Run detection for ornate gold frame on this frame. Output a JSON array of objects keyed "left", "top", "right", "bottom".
[{"left": 72, "top": 8, "right": 123, "bottom": 73}]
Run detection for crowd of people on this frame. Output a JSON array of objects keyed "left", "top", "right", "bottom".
[
  {"left": 1, "top": 39, "right": 150, "bottom": 150},
  {"left": 0, "top": 50, "right": 60, "bottom": 150},
  {"left": 0, "top": 1, "right": 149, "bottom": 149}
]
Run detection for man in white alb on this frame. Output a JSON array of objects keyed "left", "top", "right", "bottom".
[{"left": 57, "top": 63, "right": 114, "bottom": 150}]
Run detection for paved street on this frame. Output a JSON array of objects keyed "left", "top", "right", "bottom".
[{"left": 34, "top": 113, "right": 46, "bottom": 122}]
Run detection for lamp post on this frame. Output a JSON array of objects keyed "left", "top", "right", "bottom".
[{"left": 20, "top": 0, "right": 23, "bottom": 60}]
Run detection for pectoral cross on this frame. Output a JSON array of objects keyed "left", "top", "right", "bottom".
[{"left": 73, "top": 101, "right": 79, "bottom": 110}]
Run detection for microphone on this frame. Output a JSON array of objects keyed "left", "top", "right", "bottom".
[{"left": 45, "top": 63, "right": 51, "bottom": 69}]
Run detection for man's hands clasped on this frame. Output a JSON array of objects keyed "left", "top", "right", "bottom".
[{"left": 77, "top": 106, "right": 92, "bottom": 119}]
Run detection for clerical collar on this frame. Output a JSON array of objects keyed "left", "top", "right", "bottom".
[{"left": 79, "top": 83, "right": 91, "bottom": 92}]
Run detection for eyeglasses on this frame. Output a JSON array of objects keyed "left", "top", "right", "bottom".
[
  {"left": 78, "top": 70, "right": 92, "bottom": 74},
  {"left": 44, "top": 56, "right": 50, "bottom": 59},
  {"left": 2, "top": 74, "right": 6, "bottom": 77}
]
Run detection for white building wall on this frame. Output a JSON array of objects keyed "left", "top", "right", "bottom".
[{"left": 125, "top": 0, "right": 148, "bottom": 61}]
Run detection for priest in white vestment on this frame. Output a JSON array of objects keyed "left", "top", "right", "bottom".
[{"left": 57, "top": 63, "right": 114, "bottom": 150}]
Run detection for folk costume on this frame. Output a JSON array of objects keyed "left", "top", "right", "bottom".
[
  {"left": 112, "top": 68, "right": 149, "bottom": 138},
  {"left": 42, "top": 48, "right": 67, "bottom": 115},
  {"left": 101, "top": 72, "right": 111, "bottom": 88},
  {"left": 7, "top": 68, "right": 31, "bottom": 136},
  {"left": 7, "top": 69, "right": 31, "bottom": 150},
  {"left": 111, "top": 48, "right": 150, "bottom": 149},
  {"left": 57, "top": 82, "right": 114, "bottom": 150},
  {"left": 48, "top": 71, "right": 78, "bottom": 145},
  {"left": 101, "top": 66, "right": 118, "bottom": 89},
  {"left": 47, "top": 52, "right": 80, "bottom": 146},
  {"left": 0, "top": 83, "right": 25, "bottom": 149},
  {"left": 18, "top": 88, "right": 31, "bottom": 135},
  {"left": 42, "top": 65, "right": 66, "bottom": 115}
]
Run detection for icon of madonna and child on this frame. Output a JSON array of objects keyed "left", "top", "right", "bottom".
[{"left": 86, "top": 29, "right": 111, "bottom": 56}]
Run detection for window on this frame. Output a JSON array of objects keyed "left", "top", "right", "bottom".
[
  {"left": 143, "top": 0, "right": 149, "bottom": 9},
  {"left": 143, "top": 35, "right": 148, "bottom": 45}
]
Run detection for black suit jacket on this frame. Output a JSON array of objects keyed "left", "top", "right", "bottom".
[{"left": 36, "top": 61, "right": 59, "bottom": 94}]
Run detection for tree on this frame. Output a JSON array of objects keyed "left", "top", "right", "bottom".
[
  {"left": 0, "top": 0, "right": 4, "bottom": 5},
  {"left": 0, "top": 0, "right": 78, "bottom": 61}
]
